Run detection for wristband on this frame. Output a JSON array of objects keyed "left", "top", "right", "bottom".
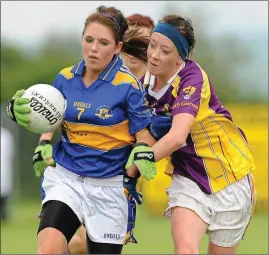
[{"left": 38, "top": 140, "right": 52, "bottom": 146}]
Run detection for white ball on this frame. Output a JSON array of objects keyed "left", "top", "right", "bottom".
[{"left": 21, "top": 84, "right": 66, "bottom": 134}]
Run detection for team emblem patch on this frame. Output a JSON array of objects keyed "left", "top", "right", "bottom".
[
  {"left": 95, "top": 105, "right": 113, "bottom": 119},
  {"left": 182, "top": 86, "right": 196, "bottom": 100}
]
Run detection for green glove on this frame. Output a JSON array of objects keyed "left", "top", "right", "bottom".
[
  {"left": 6, "top": 90, "right": 31, "bottom": 128},
  {"left": 125, "top": 143, "right": 157, "bottom": 181},
  {"left": 32, "top": 140, "right": 55, "bottom": 177}
]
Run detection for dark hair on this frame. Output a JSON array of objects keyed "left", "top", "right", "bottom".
[
  {"left": 82, "top": 5, "right": 128, "bottom": 43},
  {"left": 121, "top": 27, "right": 150, "bottom": 64},
  {"left": 161, "top": 15, "right": 196, "bottom": 58},
  {"left": 127, "top": 13, "right": 155, "bottom": 30}
]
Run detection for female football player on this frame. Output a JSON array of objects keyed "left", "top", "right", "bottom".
[
  {"left": 66, "top": 13, "right": 163, "bottom": 254},
  {"left": 127, "top": 14, "right": 257, "bottom": 254},
  {"left": 67, "top": 14, "right": 156, "bottom": 255},
  {"left": 6, "top": 6, "right": 156, "bottom": 254}
]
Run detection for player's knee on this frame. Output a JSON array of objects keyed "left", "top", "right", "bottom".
[
  {"left": 37, "top": 237, "right": 66, "bottom": 254},
  {"left": 37, "top": 227, "right": 67, "bottom": 254},
  {"left": 208, "top": 241, "right": 239, "bottom": 255},
  {"left": 175, "top": 247, "right": 199, "bottom": 254},
  {"left": 37, "top": 245, "right": 63, "bottom": 254}
]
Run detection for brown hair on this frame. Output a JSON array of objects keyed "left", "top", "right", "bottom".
[
  {"left": 161, "top": 15, "right": 196, "bottom": 58},
  {"left": 82, "top": 5, "right": 128, "bottom": 43},
  {"left": 121, "top": 27, "right": 150, "bottom": 64},
  {"left": 127, "top": 13, "right": 155, "bottom": 30}
]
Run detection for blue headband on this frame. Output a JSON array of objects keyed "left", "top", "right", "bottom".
[
  {"left": 153, "top": 22, "right": 190, "bottom": 60},
  {"left": 99, "top": 12, "right": 121, "bottom": 38}
]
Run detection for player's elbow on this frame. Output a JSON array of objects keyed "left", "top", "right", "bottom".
[
  {"left": 173, "top": 137, "right": 186, "bottom": 150},
  {"left": 167, "top": 132, "right": 186, "bottom": 151}
]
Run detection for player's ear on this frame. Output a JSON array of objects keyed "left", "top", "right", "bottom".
[
  {"left": 115, "top": 41, "right": 123, "bottom": 55},
  {"left": 176, "top": 56, "right": 184, "bottom": 66}
]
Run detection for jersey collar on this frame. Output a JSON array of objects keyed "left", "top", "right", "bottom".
[{"left": 71, "top": 55, "right": 122, "bottom": 82}]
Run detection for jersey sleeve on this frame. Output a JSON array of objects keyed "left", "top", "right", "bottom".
[
  {"left": 171, "top": 71, "right": 204, "bottom": 118},
  {"left": 125, "top": 84, "right": 151, "bottom": 136},
  {"left": 52, "top": 72, "right": 68, "bottom": 93}
]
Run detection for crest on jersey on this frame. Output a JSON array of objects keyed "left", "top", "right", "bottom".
[
  {"left": 95, "top": 105, "right": 113, "bottom": 119},
  {"left": 182, "top": 86, "right": 196, "bottom": 100},
  {"left": 161, "top": 104, "right": 171, "bottom": 116},
  {"left": 142, "top": 96, "right": 149, "bottom": 107}
]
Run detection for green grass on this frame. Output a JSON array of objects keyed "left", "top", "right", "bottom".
[{"left": 1, "top": 201, "right": 268, "bottom": 254}]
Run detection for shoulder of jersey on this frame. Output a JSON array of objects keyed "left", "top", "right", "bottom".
[
  {"left": 58, "top": 66, "right": 75, "bottom": 80},
  {"left": 111, "top": 67, "right": 143, "bottom": 91},
  {"left": 184, "top": 60, "right": 204, "bottom": 76}
]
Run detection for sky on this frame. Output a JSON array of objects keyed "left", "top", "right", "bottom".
[
  {"left": 1, "top": 1, "right": 268, "bottom": 96},
  {"left": 1, "top": 1, "right": 268, "bottom": 45}
]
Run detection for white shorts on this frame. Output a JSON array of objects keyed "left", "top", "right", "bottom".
[
  {"left": 41, "top": 164, "right": 136, "bottom": 245},
  {"left": 164, "top": 174, "right": 256, "bottom": 247}
]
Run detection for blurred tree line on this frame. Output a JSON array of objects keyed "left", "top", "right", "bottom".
[
  {"left": 1, "top": 33, "right": 81, "bottom": 102},
  {"left": 1, "top": 16, "right": 266, "bottom": 103},
  {"left": 1, "top": 34, "right": 83, "bottom": 200},
  {"left": 0, "top": 8, "right": 266, "bottom": 200}
]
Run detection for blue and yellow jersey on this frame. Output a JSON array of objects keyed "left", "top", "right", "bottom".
[
  {"left": 52, "top": 55, "right": 151, "bottom": 178},
  {"left": 144, "top": 60, "right": 256, "bottom": 194}
]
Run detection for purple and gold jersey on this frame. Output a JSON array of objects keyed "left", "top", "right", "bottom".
[
  {"left": 143, "top": 60, "right": 256, "bottom": 194},
  {"left": 52, "top": 55, "right": 151, "bottom": 178}
]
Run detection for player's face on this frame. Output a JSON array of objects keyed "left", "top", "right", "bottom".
[
  {"left": 122, "top": 52, "right": 145, "bottom": 75},
  {"left": 82, "top": 22, "right": 122, "bottom": 72},
  {"left": 147, "top": 32, "right": 180, "bottom": 77}
]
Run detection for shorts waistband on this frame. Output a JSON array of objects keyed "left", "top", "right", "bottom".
[{"left": 55, "top": 164, "right": 123, "bottom": 187}]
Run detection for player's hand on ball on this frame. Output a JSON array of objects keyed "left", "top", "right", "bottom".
[
  {"left": 125, "top": 143, "right": 157, "bottom": 181},
  {"left": 6, "top": 84, "right": 65, "bottom": 134},
  {"left": 6, "top": 89, "right": 31, "bottom": 128},
  {"left": 33, "top": 140, "right": 55, "bottom": 177},
  {"left": 123, "top": 172, "right": 143, "bottom": 204}
]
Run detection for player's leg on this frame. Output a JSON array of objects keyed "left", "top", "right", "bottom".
[
  {"left": 87, "top": 236, "right": 123, "bottom": 254},
  {"left": 207, "top": 242, "right": 240, "bottom": 254},
  {"left": 37, "top": 200, "right": 81, "bottom": 254},
  {"left": 38, "top": 165, "right": 84, "bottom": 254},
  {"left": 206, "top": 174, "right": 256, "bottom": 254},
  {"left": 67, "top": 225, "right": 87, "bottom": 254},
  {"left": 164, "top": 175, "right": 212, "bottom": 254},
  {"left": 171, "top": 207, "right": 208, "bottom": 254},
  {"left": 83, "top": 175, "right": 137, "bottom": 254}
]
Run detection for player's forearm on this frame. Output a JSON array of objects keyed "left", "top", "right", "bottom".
[
  {"left": 135, "top": 128, "right": 156, "bottom": 146},
  {"left": 152, "top": 131, "right": 184, "bottom": 162},
  {"left": 39, "top": 132, "right": 54, "bottom": 142},
  {"left": 152, "top": 113, "right": 194, "bottom": 161}
]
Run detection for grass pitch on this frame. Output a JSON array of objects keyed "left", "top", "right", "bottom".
[{"left": 1, "top": 200, "right": 268, "bottom": 254}]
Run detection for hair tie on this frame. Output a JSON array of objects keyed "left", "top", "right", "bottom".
[{"left": 99, "top": 12, "right": 121, "bottom": 38}]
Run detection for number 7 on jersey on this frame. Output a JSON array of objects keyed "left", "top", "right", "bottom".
[{"left": 77, "top": 107, "right": 85, "bottom": 120}]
